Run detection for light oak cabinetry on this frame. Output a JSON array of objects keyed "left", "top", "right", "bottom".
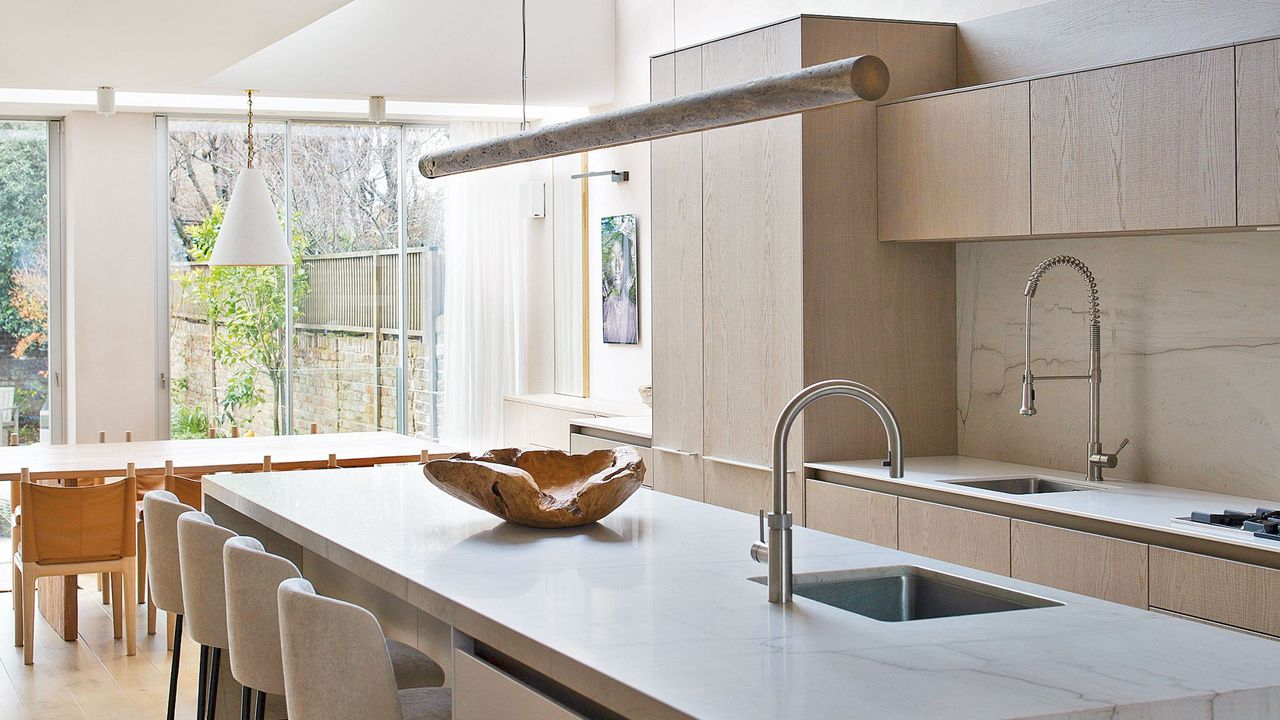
[
  {"left": 1150, "top": 547, "right": 1280, "bottom": 637},
  {"left": 805, "top": 479, "right": 897, "bottom": 547},
  {"left": 1010, "top": 520, "right": 1148, "bottom": 608},
  {"left": 1237, "top": 38, "right": 1280, "bottom": 227},
  {"left": 880, "top": 44, "right": 1253, "bottom": 241},
  {"left": 898, "top": 498, "right": 1010, "bottom": 575},
  {"left": 878, "top": 82, "right": 1030, "bottom": 241},
  {"left": 650, "top": 16, "right": 958, "bottom": 516},
  {"left": 1031, "top": 48, "right": 1235, "bottom": 235}
]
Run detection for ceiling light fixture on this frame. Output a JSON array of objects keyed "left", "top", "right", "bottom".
[
  {"left": 369, "top": 95, "right": 386, "bottom": 124},
  {"left": 209, "top": 89, "right": 293, "bottom": 267},
  {"left": 419, "top": 54, "right": 889, "bottom": 179},
  {"left": 95, "top": 86, "right": 115, "bottom": 115}
]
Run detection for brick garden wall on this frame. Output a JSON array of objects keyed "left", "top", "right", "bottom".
[{"left": 169, "top": 317, "right": 441, "bottom": 439}]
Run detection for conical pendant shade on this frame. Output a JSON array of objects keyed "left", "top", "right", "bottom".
[{"left": 209, "top": 168, "right": 292, "bottom": 266}]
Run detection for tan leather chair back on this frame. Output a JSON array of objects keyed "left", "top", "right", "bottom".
[
  {"left": 20, "top": 469, "right": 137, "bottom": 564},
  {"left": 163, "top": 460, "right": 203, "bottom": 510}
]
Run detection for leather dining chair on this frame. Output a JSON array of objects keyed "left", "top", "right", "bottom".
[{"left": 13, "top": 465, "right": 138, "bottom": 665}]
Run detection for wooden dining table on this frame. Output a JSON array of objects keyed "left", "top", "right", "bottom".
[{"left": 2, "top": 431, "right": 458, "bottom": 640}]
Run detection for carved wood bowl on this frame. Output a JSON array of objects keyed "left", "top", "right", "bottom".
[{"left": 423, "top": 447, "right": 646, "bottom": 528}]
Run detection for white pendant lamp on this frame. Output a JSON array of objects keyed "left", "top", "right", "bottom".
[{"left": 210, "top": 90, "right": 292, "bottom": 266}]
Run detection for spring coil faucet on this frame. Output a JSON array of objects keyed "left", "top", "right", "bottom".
[{"left": 1021, "top": 255, "right": 1127, "bottom": 481}]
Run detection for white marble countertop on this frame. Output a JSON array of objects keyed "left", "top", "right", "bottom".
[
  {"left": 206, "top": 466, "right": 1280, "bottom": 720},
  {"left": 568, "top": 415, "right": 653, "bottom": 441},
  {"left": 808, "top": 456, "right": 1280, "bottom": 555}
]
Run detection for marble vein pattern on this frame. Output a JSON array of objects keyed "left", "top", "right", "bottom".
[
  {"left": 207, "top": 466, "right": 1280, "bottom": 720},
  {"left": 956, "top": 231, "right": 1280, "bottom": 497}
]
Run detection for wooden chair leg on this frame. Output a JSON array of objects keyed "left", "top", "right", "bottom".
[
  {"left": 100, "top": 571, "right": 110, "bottom": 605},
  {"left": 136, "top": 520, "right": 148, "bottom": 604},
  {"left": 147, "top": 587, "right": 158, "bottom": 636},
  {"left": 110, "top": 572, "right": 123, "bottom": 639},
  {"left": 21, "top": 564, "right": 35, "bottom": 664},
  {"left": 165, "top": 611, "right": 175, "bottom": 651},
  {"left": 122, "top": 562, "right": 137, "bottom": 656},
  {"left": 12, "top": 561, "right": 23, "bottom": 648}
]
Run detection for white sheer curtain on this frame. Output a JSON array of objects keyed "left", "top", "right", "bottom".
[{"left": 440, "top": 121, "right": 526, "bottom": 450}]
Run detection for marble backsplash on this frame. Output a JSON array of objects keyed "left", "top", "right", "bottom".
[{"left": 957, "top": 231, "right": 1280, "bottom": 499}]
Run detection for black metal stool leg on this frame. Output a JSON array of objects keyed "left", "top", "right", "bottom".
[
  {"left": 196, "top": 645, "right": 210, "bottom": 720},
  {"left": 205, "top": 648, "right": 222, "bottom": 720},
  {"left": 253, "top": 690, "right": 266, "bottom": 720},
  {"left": 166, "top": 615, "right": 184, "bottom": 720},
  {"left": 240, "top": 685, "right": 252, "bottom": 720}
]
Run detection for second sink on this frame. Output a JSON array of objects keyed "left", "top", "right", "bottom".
[{"left": 946, "top": 476, "right": 1097, "bottom": 495}]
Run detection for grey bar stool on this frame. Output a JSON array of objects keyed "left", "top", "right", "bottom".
[
  {"left": 278, "top": 578, "right": 452, "bottom": 720},
  {"left": 178, "top": 511, "right": 236, "bottom": 720},
  {"left": 143, "top": 491, "right": 196, "bottom": 720},
  {"left": 224, "top": 538, "right": 446, "bottom": 720}
]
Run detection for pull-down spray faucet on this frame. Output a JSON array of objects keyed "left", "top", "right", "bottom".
[{"left": 1020, "top": 255, "right": 1127, "bottom": 481}]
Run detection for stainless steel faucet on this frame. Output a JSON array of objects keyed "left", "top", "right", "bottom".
[
  {"left": 751, "top": 379, "right": 903, "bottom": 604},
  {"left": 1020, "top": 255, "right": 1127, "bottom": 481}
]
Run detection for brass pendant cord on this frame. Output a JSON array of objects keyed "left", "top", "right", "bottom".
[{"left": 246, "top": 89, "right": 255, "bottom": 169}]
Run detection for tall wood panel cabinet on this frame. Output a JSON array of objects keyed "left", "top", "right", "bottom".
[{"left": 650, "top": 16, "right": 959, "bottom": 520}]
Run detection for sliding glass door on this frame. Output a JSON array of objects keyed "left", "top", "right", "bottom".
[{"left": 162, "top": 116, "right": 446, "bottom": 440}]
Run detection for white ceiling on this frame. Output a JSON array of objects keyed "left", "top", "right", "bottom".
[
  {"left": 209, "top": 0, "right": 615, "bottom": 106},
  {"left": 0, "top": 0, "right": 615, "bottom": 107}
]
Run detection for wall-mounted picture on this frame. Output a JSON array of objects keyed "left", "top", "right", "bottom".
[{"left": 601, "top": 214, "right": 638, "bottom": 345}]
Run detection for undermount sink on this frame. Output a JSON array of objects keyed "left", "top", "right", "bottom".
[
  {"left": 753, "top": 566, "right": 1061, "bottom": 622},
  {"left": 945, "top": 476, "right": 1097, "bottom": 495}
]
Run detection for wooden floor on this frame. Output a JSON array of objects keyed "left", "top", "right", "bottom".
[{"left": 0, "top": 578, "right": 204, "bottom": 719}]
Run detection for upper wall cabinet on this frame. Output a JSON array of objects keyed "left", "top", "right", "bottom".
[
  {"left": 1030, "top": 48, "right": 1235, "bottom": 235},
  {"left": 879, "top": 45, "right": 1251, "bottom": 241},
  {"left": 878, "top": 82, "right": 1030, "bottom": 242},
  {"left": 1237, "top": 39, "right": 1280, "bottom": 227}
]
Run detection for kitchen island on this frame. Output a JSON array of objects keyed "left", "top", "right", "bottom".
[{"left": 205, "top": 465, "right": 1280, "bottom": 719}]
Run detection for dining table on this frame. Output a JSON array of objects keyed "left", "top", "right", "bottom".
[{"left": 2, "top": 431, "right": 458, "bottom": 641}]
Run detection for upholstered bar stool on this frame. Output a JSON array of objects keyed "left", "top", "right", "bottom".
[
  {"left": 147, "top": 461, "right": 204, "bottom": 639},
  {"left": 224, "top": 538, "right": 445, "bottom": 719},
  {"left": 143, "top": 490, "right": 197, "bottom": 720},
  {"left": 178, "top": 511, "right": 237, "bottom": 720},
  {"left": 278, "top": 578, "right": 452, "bottom": 720}
]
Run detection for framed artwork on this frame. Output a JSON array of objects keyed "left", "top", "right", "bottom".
[{"left": 601, "top": 214, "right": 638, "bottom": 344}]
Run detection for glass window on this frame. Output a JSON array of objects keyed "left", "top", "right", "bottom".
[
  {"left": 167, "top": 118, "right": 287, "bottom": 437},
  {"left": 164, "top": 118, "right": 447, "bottom": 440}
]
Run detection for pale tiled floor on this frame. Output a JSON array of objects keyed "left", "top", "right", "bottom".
[{"left": 0, "top": 578, "right": 204, "bottom": 719}]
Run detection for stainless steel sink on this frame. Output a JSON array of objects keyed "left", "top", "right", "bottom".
[
  {"left": 753, "top": 566, "right": 1061, "bottom": 622},
  {"left": 945, "top": 476, "right": 1097, "bottom": 494}
]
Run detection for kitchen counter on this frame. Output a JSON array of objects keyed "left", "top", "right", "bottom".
[
  {"left": 809, "top": 456, "right": 1280, "bottom": 558},
  {"left": 205, "top": 465, "right": 1280, "bottom": 719}
]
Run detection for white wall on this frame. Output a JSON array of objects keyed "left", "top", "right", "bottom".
[{"left": 63, "top": 111, "right": 159, "bottom": 442}]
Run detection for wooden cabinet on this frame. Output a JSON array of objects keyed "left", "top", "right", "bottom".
[
  {"left": 651, "top": 47, "right": 705, "bottom": 460},
  {"left": 1010, "top": 520, "right": 1148, "bottom": 607},
  {"left": 650, "top": 447, "right": 703, "bottom": 502},
  {"left": 649, "top": 16, "right": 958, "bottom": 510},
  {"left": 804, "top": 479, "right": 897, "bottom": 547},
  {"left": 1030, "top": 48, "right": 1236, "bottom": 234},
  {"left": 453, "top": 649, "right": 584, "bottom": 720},
  {"left": 898, "top": 498, "right": 1010, "bottom": 575},
  {"left": 1237, "top": 38, "right": 1280, "bottom": 226},
  {"left": 878, "top": 82, "right": 1031, "bottom": 241},
  {"left": 1150, "top": 546, "right": 1280, "bottom": 637}
]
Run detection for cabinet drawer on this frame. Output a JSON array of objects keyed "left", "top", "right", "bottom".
[
  {"left": 1011, "top": 520, "right": 1148, "bottom": 607},
  {"left": 526, "top": 407, "right": 592, "bottom": 451},
  {"left": 569, "top": 433, "right": 653, "bottom": 487},
  {"left": 804, "top": 480, "right": 897, "bottom": 548},
  {"left": 899, "top": 498, "right": 1010, "bottom": 575},
  {"left": 453, "top": 649, "right": 584, "bottom": 720},
  {"left": 703, "top": 457, "right": 802, "bottom": 524},
  {"left": 1150, "top": 547, "right": 1280, "bottom": 637},
  {"left": 650, "top": 447, "right": 703, "bottom": 501}
]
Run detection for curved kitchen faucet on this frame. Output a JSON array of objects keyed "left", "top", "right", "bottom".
[
  {"left": 1020, "top": 255, "right": 1127, "bottom": 481},
  {"left": 752, "top": 379, "right": 903, "bottom": 604}
]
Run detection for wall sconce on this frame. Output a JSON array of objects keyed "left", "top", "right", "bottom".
[
  {"left": 369, "top": 96, "right": 386, "bottom": 124},
  {"left": 96, "top": 86, "right": 116, "bottom": 115}
]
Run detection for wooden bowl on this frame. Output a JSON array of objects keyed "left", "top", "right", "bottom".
[{"left": 423, "top": 447, "right": 646, "bottom": 528}]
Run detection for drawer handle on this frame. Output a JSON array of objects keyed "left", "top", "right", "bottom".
[
  {"left": 704, "top": 455, "right": 796, "bottom": 474},
  {"left": 652, "top": 446, "right": 698, "bottom": 457}
]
